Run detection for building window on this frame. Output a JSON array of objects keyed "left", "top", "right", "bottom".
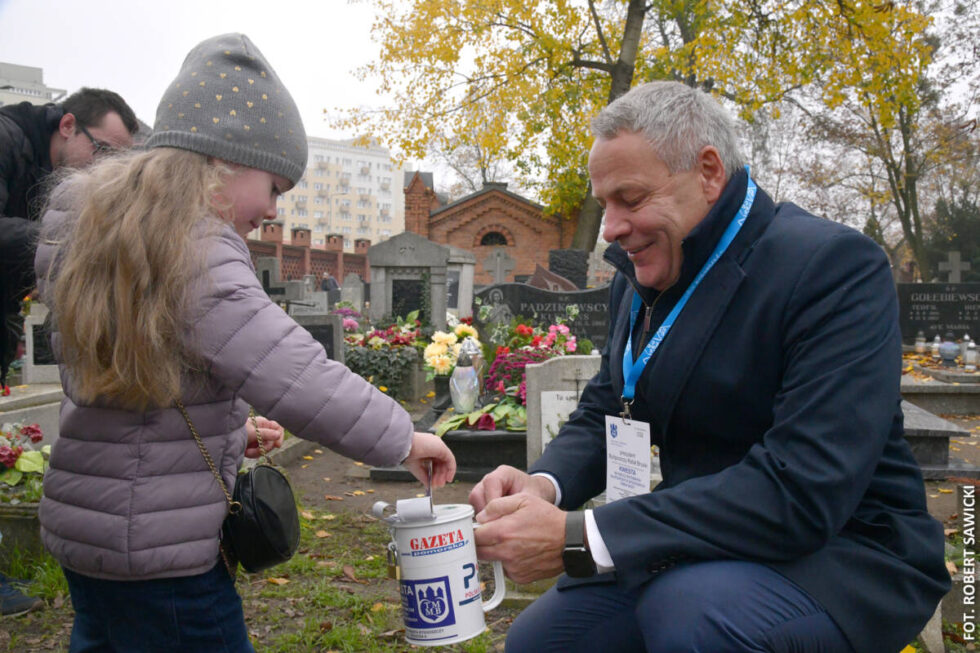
[
  {"left": 481, "top": 232, "right": 508, "bottom": 246},
  {"left": 277, "top": 208, "right": 285, "bottom": 216}
]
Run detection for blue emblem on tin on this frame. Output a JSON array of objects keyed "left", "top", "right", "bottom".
[
  {"left": 401, "top": 576, "right": 455, "bottom": 628},
  {"left": 610, "top": 423, "right": 618, "bottom": 438}
]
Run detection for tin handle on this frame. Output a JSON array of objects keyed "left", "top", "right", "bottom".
[
  {"left": 472, "top": 521, "right": 506, "bottom": 612},
  {"left": 483, "top": 560, "right": 505, "bottom": 612}
]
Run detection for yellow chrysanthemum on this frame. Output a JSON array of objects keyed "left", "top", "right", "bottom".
[
  {"left": 424, "top": 342, "right": 448, "bottom": 359},
  {"left": 432, "top": 331, "right": 458, "bottom": 346},
  {"left": 454, "top": 324, "right": 478, "bottom": 339},
  {"left": 367, "top": 336, "right": 386, "bottom": 350},
  {"left": 430, "top": 354, "right": 454, "bottom": 375}
]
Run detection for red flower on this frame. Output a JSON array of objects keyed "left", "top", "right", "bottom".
[
  {"left": 473, "top": 413, "right": 497, "bottom": 431},
  {"left": 0, "top": 446, "right": 18, "bottom": 469},
  {"left": 1, "top": 385, "right": 9, "bottom": 397},
  {"left": 531, "top": 335, "right": 542, "bottom": 347},
  {"left": 20, "top": 424, "right": 42, "bottom": 443}
]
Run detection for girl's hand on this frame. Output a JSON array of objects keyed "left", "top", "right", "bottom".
[
  {"left": 245, "top": 415, "right": 284, "bottom": 458},
  {"left": 403, "top": 432, "right": 456, "bottom": 488}
]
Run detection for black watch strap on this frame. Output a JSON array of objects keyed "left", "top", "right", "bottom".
[{"left": 564, "top": 510, "right": 586, "bottom": 548}]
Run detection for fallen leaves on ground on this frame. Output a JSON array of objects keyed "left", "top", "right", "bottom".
[
  {"left": 266, "top": 577, "right": 290, "bottom": 585},
  {"left": 324, "top": 495, "right": 345, "bottom": 501},
  {"left": 342, "top": 564, "right": 368, "bottom": 584},
  {"left": 315, "top": 530, "right": 331, "bottom": 538}
]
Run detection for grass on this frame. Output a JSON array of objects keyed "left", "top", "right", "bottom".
[{"left": 1, "top": 504, "right": 510, "bottom": 652}]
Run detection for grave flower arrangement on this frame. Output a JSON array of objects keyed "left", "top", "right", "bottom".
[
  {"left": 422, "top": 323, "right": 480, "bottom": 379},
  {"left": 0, "top": 422, "right": 49, "bottom": 503},
  {"left": 343, "top": 311, "right": 425, "bottom": 396},
  {"left": 331, "top": 302, "right": 364, "bottom": 333},
  {"left": 434, "top": 318, "right": 592, "bottom": 436}
]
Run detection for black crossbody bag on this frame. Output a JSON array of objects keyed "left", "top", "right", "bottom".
[{"left": 177, "top": 401, "right": 300, "bottom": 575}]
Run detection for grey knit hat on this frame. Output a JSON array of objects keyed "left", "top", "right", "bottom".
[{"left": 145, "top": 33, "right": 307, "bottom": 186}]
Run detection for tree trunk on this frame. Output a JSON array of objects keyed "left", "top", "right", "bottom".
[{"left": 570, "top": 0, "right": 648, "bottom": 250}]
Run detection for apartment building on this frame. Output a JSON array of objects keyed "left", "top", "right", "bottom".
[
  {"left": 259, "top": 137, "right": 404, "bottom": 252},
  {"left": 0, "top": 62, "right": 66, "bottom": 107}
]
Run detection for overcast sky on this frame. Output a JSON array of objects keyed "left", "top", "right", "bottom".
[{"left": 0, "top": 0, "right": 384, "bottom": 140}]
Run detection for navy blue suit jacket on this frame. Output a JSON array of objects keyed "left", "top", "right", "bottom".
[{"left": 529, "top": 171, "right": 949, "bottom": 653}]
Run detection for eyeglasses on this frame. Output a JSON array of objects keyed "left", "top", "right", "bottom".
[{"left": 77, "top": 124, "right": 115, "bottom": 156}]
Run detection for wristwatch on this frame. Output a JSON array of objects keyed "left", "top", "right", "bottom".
[{"left": 562, "top": 510, "right": 598, "bottom": 578}]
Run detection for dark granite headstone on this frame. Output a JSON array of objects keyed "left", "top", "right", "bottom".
[
  {"left": 392, "top": 279, "right": 426, "bottom": 322},
  {"left": 32, "top": 322, "right": 55, "bottom": 365},
  {"left": 447, "top": 270, "right": 460, "bottom": 309},
  {"left": 475, "top": 283, "right": 611, "bottom": 349},
  {"left": 548, "top": 249, "right": 589, "bottom": 290},
  {"left": 293, "top": 314, "right": 345, "bottom": 364},
  {"left": 897, "top": 283, "right": 980, "bottom": 343}
]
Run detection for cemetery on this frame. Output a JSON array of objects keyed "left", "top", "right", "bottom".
[{"left": 3, "top": 229, "right": 980, "bottom": 652}]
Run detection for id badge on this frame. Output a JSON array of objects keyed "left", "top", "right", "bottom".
[{"left": 605, "top": 415, "right": 652, "bottom": 502}]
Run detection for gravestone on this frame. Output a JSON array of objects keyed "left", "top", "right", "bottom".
[
  {"left": 902, "top": 400, "right": 979, "bottom": 479},
  {"left": 483, "top": 248, "right": 515, "bottom": 284},
  {"left": 524, "top": 355, "right": 602, "bottom": 466},
  {"left": 447, "top": 246, "right": 476, "bottom": 318},
  {"left": 474, "top": 283, "right": 611, "bottom": 350},
  {"left": 587, "top": 245, "right": 615, "bottom": 288},
  {"left": 392, "top": 279, "right": 426, "bottom": 321},
  {"left": 341, "top": 274, "right": 365, "bottom": 313},
  {"left": 548, "top": 249, "right": 588, "bottom": 289},
  {"left": 255, "top": 257, "right": 305, "bottom": 308},
  {"left": 896, "top": 283, "right": 980, "bottom": 343},
  {"left": 939, "top": 251, "right": 971, "bottom": 283},
  {"left": 293, "top": 313, "right": 344, "bottom": 364},
  {"left": 367, "top": 231, "right": 450, "bottom": 330},
  {"left": 527, "top": 264, "right": 578, "bottom": 292},
  {"left": 23, "top": 303, "right": 59, "bottom": 384},
  {"left": 288, "top": 291, "right": 329, "bottom": 317}
]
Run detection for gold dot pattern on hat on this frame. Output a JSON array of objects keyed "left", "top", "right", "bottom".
[{"left": 149, "top": 33, "right": 307, "bottom": 185}]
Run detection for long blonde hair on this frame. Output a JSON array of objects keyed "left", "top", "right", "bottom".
[{"left": 43, "top": 148, "right": 229, "bottom": 410}]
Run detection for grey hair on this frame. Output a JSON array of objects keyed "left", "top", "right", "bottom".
[{"left": 591, "top": 81, "right": 745, "bottom": 179}]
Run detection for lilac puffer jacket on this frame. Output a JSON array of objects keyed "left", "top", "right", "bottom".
[{"left": 34, "top": 197, "right": 413, "bottom": 581}]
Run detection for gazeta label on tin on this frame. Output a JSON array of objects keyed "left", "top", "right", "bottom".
[{"left": 409, "top": 529, "right": 467, "bottom": 557}]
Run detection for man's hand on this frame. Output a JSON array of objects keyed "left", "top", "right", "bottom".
[
  {"left": 403, "top": 432, "right": 456, "bottom": 488},
  {"left": 244, "top": 415, "right": 284, "bottom": 458},
  {"left": 473, "top": 493, "right": 566, "bottom": 584},
  {"left": 469, "top": 465, "right": 557, "bottom": 512}
]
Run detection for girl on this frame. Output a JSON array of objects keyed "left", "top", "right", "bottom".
[{"left": 34, "top": 33, "right": 455, "bottom": 652}]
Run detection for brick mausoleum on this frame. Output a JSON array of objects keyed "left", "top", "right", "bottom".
[{"left": 403, "top": 171, "right": 575, "bottom": 285}]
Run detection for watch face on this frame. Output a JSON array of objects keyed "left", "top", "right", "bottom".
[{"left": 563, "top": 547, "right": 597, "bottom": 578}]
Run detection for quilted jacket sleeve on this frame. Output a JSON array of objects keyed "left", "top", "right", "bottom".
[{"left": 188, "top": 224, "right": 413, "bottom": 467}]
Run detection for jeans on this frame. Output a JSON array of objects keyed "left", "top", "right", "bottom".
[
  {"left": 505, "top": 560, "right": 854, "bottom": 653},
  {"left": 63, "top": 563, "right": 253, "bottom": 653}
]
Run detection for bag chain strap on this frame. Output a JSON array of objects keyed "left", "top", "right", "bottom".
[
  {"left": 176, "top": 400, "right": 268, "bottom": 579},
  {"left": 175, "top": 399, "right": 242, "bottom": 515}
]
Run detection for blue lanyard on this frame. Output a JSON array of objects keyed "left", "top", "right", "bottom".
[{"left": 621, "top": 170, "right": 757, "bottom": 411}]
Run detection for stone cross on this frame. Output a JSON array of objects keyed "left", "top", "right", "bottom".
[
  {"left": 939, "top": 251, "right": 971, "bottom": 283},
  {"left": 483, "top": 247, "right": 516, "bottom": 284}
]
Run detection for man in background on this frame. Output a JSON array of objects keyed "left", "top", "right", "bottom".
[{"left": 0, "top": 87, "right": 138, "bottom": 615}]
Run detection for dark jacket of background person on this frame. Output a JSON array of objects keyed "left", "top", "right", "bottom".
[
  {"left": 34, "top": 186, "right": 414, "bottom": 581},
  {"left": 0, "top": 102, "right": 63, "bottom": 386},
  {"left": 530, "top": 169, "right": 949, "bottom": 653}
]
